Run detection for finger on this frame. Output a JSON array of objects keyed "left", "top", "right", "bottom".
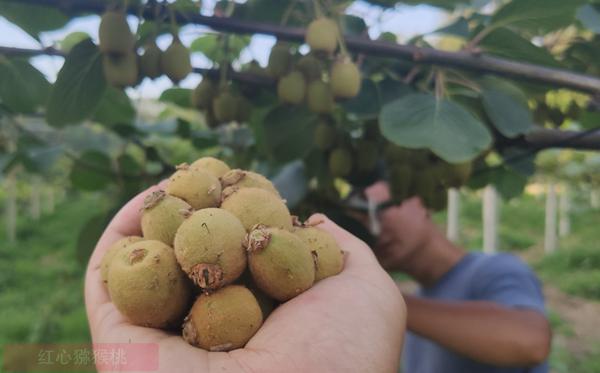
[{"left": 365, "top": 181, "right": 391, "bottom": 204}]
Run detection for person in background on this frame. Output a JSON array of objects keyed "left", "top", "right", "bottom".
[{"left": 366, "top": 181, "right": 552, "bottom": 373}]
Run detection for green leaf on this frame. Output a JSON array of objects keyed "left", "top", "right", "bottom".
[
  {"left": 377, "top": 79, "right": 413, "bottom": 106},
  {"left": 480, "top": 77, "right": 533, "bottom": 138},
  {"left": 431, "top": 17, "right": 470, "bottom": 37},
  {"left": 341, "top": 79, "right": 379, "bottom": 120},
  {"left": 159, "top": 88, "right": 192, "bottom": 108},
  {"left": 0, "top": 2, "right": 68, "bottom": 40},
  {"left": 70, "top": 151, "right": 113, "bottom": 191},
  {"left": 491, "top": 0, "right": 584, "bottom": 34},
  {"left": 190, "top": 34, "right": 250, "bottom": 62},
  {"left": 577, "top": 4, "right": 600, "bottom": 33},
  {"left": 57, "top": 32, "right": 90, "bottom": 53},
  {"left": 379, "top": 93, "right": 492, "bottom": 162},
  {"left": 46, "top": 39, "right": 107, "bottom": 127},
  {"left": 93, "top": 87, "right": 135, "bottom": 126},
  {"left": 0, "top": 58, "right": 50, "bottom": 114}
]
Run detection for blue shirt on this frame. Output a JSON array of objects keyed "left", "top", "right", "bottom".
[{"left": 403, "top": 252, "right": 548, "bottom": 373}]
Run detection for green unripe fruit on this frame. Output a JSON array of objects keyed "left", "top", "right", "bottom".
[
  {"left": 389, "top": 164, "right": 413, "bottom": 203},
  {"left": 174, "top": 208, "right": 247, "bottom": 291},
  {"left": 246, "top": 226, "right": 315, "bottom": 301},
  {"left": 221, "top": 187, "right": 293, "bottom": 231},
  {"left": 314, "top": 122, "right": 336, "bottom": 150},
  {"left": 331, "top": 59, "right": 361, "bottom": 98},
  {"left": 191, "top": 78, "right": 216, "bottom": 110},
  {"left": 297, "top": 54, "right": 323, "bottom": 81},
  {"left": 183, "top": 285, "right": 262, "bottom": 351},
  {"left": 221, "top": 169, "right": 280, "bottom": 197},
  {"left": 161, "top": 37, "right": 192, "bottom": 83},
  {"left": 107, "top": 240, "right": 191, "bottom": 328},
  {"left": 294, "top": 226, "right": 343, "bottom": 282},
  {"left": 306, "top": 80, "right": 334, "bottom": 114},
  {"left": 100, "top": 236, "right": 144, "bottom": 284},
  {"left": 306, "top": 18, "right": 338, "bottom": 53},
  {"left": 356, "top": 140, "right": 378, "bottom": 172},
  {"left": 267, "top": 43, "right": 291, "bottom": 78},
  {"left": 329, "top": 147, "right": 353, "bottom": 177},
  {"left": 443, "top": 162, "right": 473, "bottom": 188},
  {"left": 140, "top": 41, "right": 162, "bottom": 79},
  {"left": 413, "top": 169, "right": 436, "bottom": 207},
  {"left": 190, "top": 156, "right": 230, "bottom": 178},
  {"left": 99, "top": 10, "right": 135, "bottom": 56},
  {"left": 102, "top": 52, "right": 138, "bottom": 87},
  {"left": 212, "top": 90, "right": 238, "bottom": 123},
  {"left": 165, "top": 163, "right": 222, "bottom": 210},
  {"left": 277, "top": 71, "right": 306, "bottom": 104},
  {"left": 141, "top": 190, "right": 192, "bottom": 246}
]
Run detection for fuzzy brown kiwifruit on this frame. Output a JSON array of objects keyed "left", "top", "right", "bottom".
[
  {"left": 189, "top": 156, "right": 230, "bottom": 178},
  {"left": 191, "top": 78, "right": 216, "bottom": 110},
  {"left": 293, "top": 225, "right": 343, "bottom": 282},
  {"left": 328, "top": 147, "right": 353, "bottom": 177},
  {"left": 107, "top": 240, "right": 191, "bottom": 328},
  {"left": 100, "top": 236, "right": 144, "bottom": 284},
  {"left": 277, "top": 71, "right": 306, "bottom": 104},
  {"left": 220, "top": 169, "right": 280, "bottom": 197},
  {"left": 305, "top": 18, "right": 338, "bottom": 53},
  {"left": 330, "top": 58, "right": 361, "bottom": 98},
  {"left": 160, "top": 36, "right": 192, "bottom": 83},
  {"left": 141, "top": 190, "right": 192, "bottom": 246},
  {"left": 102, "top": 52, "right": 138, "bottom": 87},
  {"left": 220, "top": 187, "right": 292, "bottom": 231},
  {"left": 165, "top": 163, "right": 222, "bottom": 210},
  {"left": 173, "top": 208, "right": 247, "bottom": 291},
  {"left": 246, "top": 225, "right": 315, "bottom": 301},
  {"left": 182, "top": 285, "right": 262, "bottom": 351},
  {"left": 99, "top": 10, "right": 135, "bottom": 56},
  {"left": 306, "top": 80, "right": 334, "bottom": 114},
  {"left": 140, "top": 40, "right": 162, "bottom": 79}
]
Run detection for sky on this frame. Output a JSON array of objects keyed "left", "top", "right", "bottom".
[{"left": 0, "top": 0, "right": 446, "bottom": 98}]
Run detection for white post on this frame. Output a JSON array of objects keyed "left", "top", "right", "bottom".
[
  {"left": 447, "top": 188, "right": 460, "bottom": 243},
  {"left": 559, "top": 186, "right": 571, "bottom": 238},
  {"left": 5, "top": 174, "right": 17, "bottom": 243},
  {"left": 545, "top": 183, "right": 558, "bottom": 254},
  {"left": 29, "top": 175, "right": 41, "bottom": 220},
  {"left": 483, "top": 185, "right": 499, "bottom": 253}
]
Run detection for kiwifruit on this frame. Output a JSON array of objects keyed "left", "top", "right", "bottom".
[
  {"left": 355, "top": 140, "right": 378, "bottom": 172},
  {"left": 330, "top": 58, "right": 361, "bottom": 98},
  {"left": 246, "top": 225, "right": 315, "bottom": 301},
  {"left": 314, "top": 122, "right": 336, "bottom": 150},
  {"left": 306, "top": 80, "right": 334, "bottom": 114},
  {"left": 107, "top": 240, "right": 191, "bottom": 328},
  {"left": 221, "top": 187, "right": 293, "bottom": 231},
  {"left": 413, "top": 169, "right": 436, "bottom": 207},
  {"left": 277, "top": 71, "right": 306, "bottom": 105},
  {"left": 442, "top": 161, "right": 472, "bottom": 188},
  {"left": 267, "top": 42, "right": 291, "bottom": 78},
  {"left": 389, "top": 164, "right": 413, "bottom": 203},
  {"left": 182, "top": 285, "right": 262, "bottom": 351},
  {"left": 140, "top": 40, "right": 162, "bottom": 79},
  {"left": 98, "top": 10, "right": 135, "bottom": 56},
  {"left": 294, "top": 225, "right": 343, "bottom": 282},
  {"left": 430, "top": 185, "right": 448, "bottom": 211},
  {"left": 165, "top": 163, "right": 222, "bottom": 210},
  {"left": 238, "top": 270, "right": 276, "bottom": 319},
  {"left": 245, "top": 60, "right": 268, "bottom": 77},
  {"left": 100, "top": 236, "right": 144, "bottom": 284},
  {"left": 190, "top": 156, "right": 230, "bottom": 178},
  {"left": 212, "top": 89, "right": 238, "bottom": 123},
  {"left": 305, "top": 18, "right": 338, "bottom": 53},
  {"left": 384, "top": 144, "right": 411, "bottom": 164},
  {"left": 191, "top": 78, "right": 216, "bottom": 110},
  {"left": 102, "top": 52, "right": 138, "bottom": 87},
  {"left": 141, "top": 190, "right": 192, "bottom": 245},
  {"left": 297, "top": 54, "right": 323, "bottom": 81},
  {"left": 220, "top": 169, "right": 280, "bottom": 197},
  {"left": 161, "top": 36, "right": 192, "bottom": 83},
  {"left": 329, "top": 147, "right": 353, "bottom": 177},
  {"left": 173, "top": 208, "right": 246, "bottom": 291},
  {"left": 236, "top": 95, "right": 252, "bottom": 122}
]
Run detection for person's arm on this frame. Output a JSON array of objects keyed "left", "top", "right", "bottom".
[{"left": 404, "top": 294, "right": 551, "bottom": 367}]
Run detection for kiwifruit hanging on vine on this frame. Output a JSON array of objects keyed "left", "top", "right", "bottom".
[
  {"left": 139, "top": 40, "right": 162, "bottom": 79},
  {"left": 161, "top": 36, "right": 192, "bottom": 83},
  {"left": 102, "top": 52, "right": 138, "bottom": 87},
  {"left": 305, "top": 18, "right": 338, "bottom": 54},
  {"left": 141, "top": 190, "right": 192, "bottom": 246},
  {"left": 191, "top": 78, "right": 216, "bottom": 110},
  {"left": 173, "top": 208, "right": 247, "bottom": 291},
  {"left": 190, "top": 156, "right": 230, "bottom": 178},
  {"left": 182, "top": 285, "right": 262, "bottom": 351},
  {"left": 107, "top": 240, "right": 191, "bottom": 328},
  {"left": 355, "top": 140, "right": 379, "bottom": 172},
  {"left": 430, "top": 185, "right": 448, "bottom": 212},
  {"left": 99, "top": 9, "right": 135, "bottom": 56},
  {"left": 246, "top": 225, "right": 315, "bottom": 301},
  {"left": 221, "top": 187, "right": 293, "bottom": 231},
  {"left": 412, "top": 169, "right": 436, "bottom": 207},
  {"left": 220, "top": 169, "right": 280, "bottom": 197},
  {"left": 314, "top": 121, "right": 336, "bottom": 150},
  {"left": 443, "top": 161, "right": 473, "bottom": 188},
  {"left": 212, "top": 89, "right": 239, "bottom": 123},
  {"left": 330, "top": 58, "right": 361, "bottom": 98},
  {"left": 297, "top": 54, "right": 324, "bottom": 81},
  {"left": 246, "top": 60, "right": 269, "bottom": 77},
  {"left": 236, "top": 94, "right": 252, "bottom": 122},
  {"left": 306, "top": 80, "right": 334, "bottom": 114},
  {"left": 329, "top": 147, "right": 353, "bottom": 177},
  {"left": 389, "top": 164, "right": 413, "bottom": 203},
  {"left": 100, "top": 236, "right": 144, "bottom": 284},
  {"left": 165, "top": 163, "right": 222, "bottom": 210},
  {"left": 277, "top": 71, "right": 306, "bottom": 105},
  {"left": 293, "top": 224, "right": 343, "bottom": 282},
  {"left": 267, "top": 42, "right": 292, "bottom": 78}
]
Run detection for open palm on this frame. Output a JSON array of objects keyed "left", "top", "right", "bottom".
[{"left": 85, "top": 185, "right": 406, "bottom": 373}]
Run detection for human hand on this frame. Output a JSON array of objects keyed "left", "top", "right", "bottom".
[{"left": 85, "top": 184, "right": 406, "bottom": 373}]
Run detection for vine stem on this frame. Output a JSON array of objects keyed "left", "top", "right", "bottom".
[{"left": 312, "top": 0, "right": 324, "bottom": 18}]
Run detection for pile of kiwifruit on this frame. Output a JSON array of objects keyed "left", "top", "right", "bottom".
[{"left": 100, "top": 157, "right": 344, "bottom": 351}]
